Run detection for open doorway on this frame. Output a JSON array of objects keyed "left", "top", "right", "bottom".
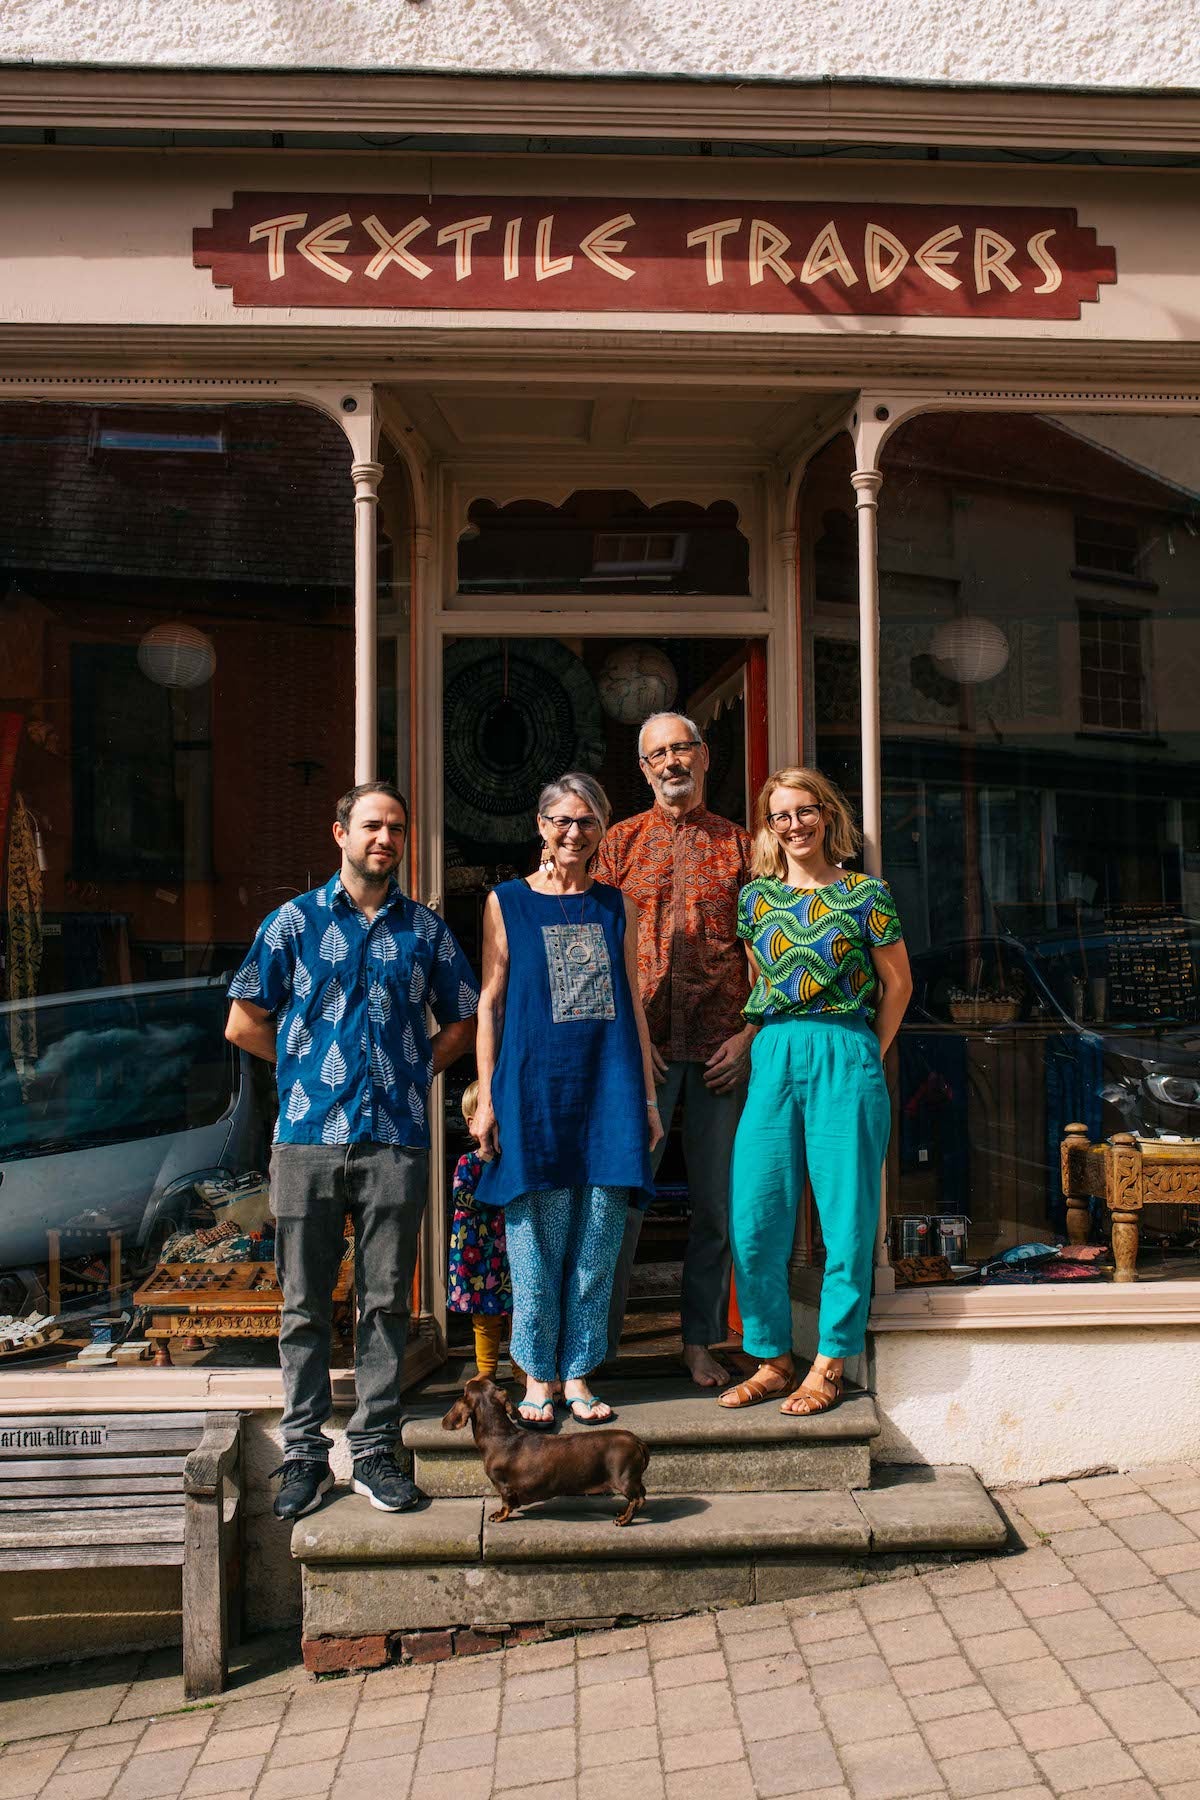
[{"left": 439, "top": 630, "right": 767, "bottom": 1370}]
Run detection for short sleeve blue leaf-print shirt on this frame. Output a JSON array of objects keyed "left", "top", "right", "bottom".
[
  {"left": 738, "top": 872, "right": 903, "bottom": 1023},
  {"left": 228, "top": 875, "right": 479, "bottom": 1150}
]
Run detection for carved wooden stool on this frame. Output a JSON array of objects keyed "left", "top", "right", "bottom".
[{"left": 1061, "top": 1122, "right": 1200, "bottom": 1281}]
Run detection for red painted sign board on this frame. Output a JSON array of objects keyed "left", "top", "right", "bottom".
[{"left": 194, "top": 194, "right": 1116, "bottom": 320}]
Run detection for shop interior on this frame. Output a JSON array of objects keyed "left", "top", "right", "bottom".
[{"left": 3, "top": 392, "right": 1200, "bottom": 1377}]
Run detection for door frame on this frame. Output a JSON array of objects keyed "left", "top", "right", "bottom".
[{"left": 409, "top": 456, "right": 799, "bottom": 1336}]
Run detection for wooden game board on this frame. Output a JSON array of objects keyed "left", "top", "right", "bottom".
[{"left": 133, "top": 1259, "right": 355, "bottom": 1364}]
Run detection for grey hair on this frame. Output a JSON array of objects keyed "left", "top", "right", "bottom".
[
  {"left": 536, "top": 771, "right": 612, "bottom": 832},
  {"left": 636, "top": 711, "right": 703, "bottom": 760}
]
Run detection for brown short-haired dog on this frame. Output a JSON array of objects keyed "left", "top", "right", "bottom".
[{"left": 442, "top": 1375, "right": 650, "bottom": 1527}]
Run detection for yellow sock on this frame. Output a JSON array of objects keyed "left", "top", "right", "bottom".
[{"left": 473, "top": 1315, "right": 504, "bottom": 1378}]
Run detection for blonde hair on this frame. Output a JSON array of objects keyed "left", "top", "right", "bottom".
[
  {"left": 750, "top": 765, "right": 861, "bottom": 879},
  {"left": 461, "top": 1079, "right": 479, "bottom": 1126}
]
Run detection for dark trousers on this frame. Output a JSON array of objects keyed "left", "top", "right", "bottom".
[
  {"left": 270, "top": 1143, "right": 428, "bottom": 1462},
  {"left": 606, "top": 1059, "right": 744, "bottom": 1357}
]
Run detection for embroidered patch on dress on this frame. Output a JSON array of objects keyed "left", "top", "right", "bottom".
[{"left": 542, "top": 923, "right": 616, "bottom": 1023}]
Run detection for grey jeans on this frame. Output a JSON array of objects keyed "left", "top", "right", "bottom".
[
  {"left": 271, "top": 1142, "right": 428, "bottom": 1462},
  {"left": 606, "top": 1059, "right": 745, "bottom": 1356}
]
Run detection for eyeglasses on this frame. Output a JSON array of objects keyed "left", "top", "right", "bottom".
[
  {"left": 641, "top": 739, "right": 702, "bottom": 769},
  {"left": 541, "top": 815, "right": 602, "bottom": 835},
  {"left": 768, "top": 806, "right": 823, "bottom": 829}
]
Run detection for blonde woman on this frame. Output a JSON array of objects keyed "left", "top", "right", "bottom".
[{"left": 719, "top": 767, "right": 912, "bottom": 1416}]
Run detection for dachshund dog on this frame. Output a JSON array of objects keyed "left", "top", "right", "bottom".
[{"left": 442, "top": 1375, "right": 650, "bottom": 1527}]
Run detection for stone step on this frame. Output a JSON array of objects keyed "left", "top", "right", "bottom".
[
  {"left": 294, "top": 1465, "right": 1007, "bottom": 1639},
  {"left": 402, "top": 1373, "right": 880, "bottom": 1495}
]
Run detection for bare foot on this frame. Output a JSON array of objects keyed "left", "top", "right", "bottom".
[{"left": 681, "top": 1344, "right": 731, "bottom": 1388}]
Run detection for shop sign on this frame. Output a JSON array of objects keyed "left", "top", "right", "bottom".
[{"left": 194, "top": 194, "right": 1116, "bottom": 318}]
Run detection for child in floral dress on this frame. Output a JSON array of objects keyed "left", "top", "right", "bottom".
[{"left": 448, "top": 1081, "right": 513, "bottom": 1377}]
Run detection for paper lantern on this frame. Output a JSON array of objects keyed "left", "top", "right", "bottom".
[
  {"left": 597, "top": 644, "right": 679, "bottom": 724},
  {"left": 929, "top": 617, "right": 1009, "bottom": 685},
  {"left": 137, "top": 623, "right": 216, "bottom": 689}
]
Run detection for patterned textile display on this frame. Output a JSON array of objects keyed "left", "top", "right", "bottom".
[
  {"left": 229, "top": 874, "right": 478, "bottom": 1150},
  {"left": 738, "top": 873, "right": 903, "bottom": 1023},
  {"left": 447, "top": 1148, "right": 512, "bottom": 1316},
  {"left": 442, "top": 637, "right": 605, "bottom": 846},
  {"left": 593, "top": 803, "right": 752, "bottom": 1062},
  {"left": 6, "top": 795, "right": 43, "bottom": 1084}
]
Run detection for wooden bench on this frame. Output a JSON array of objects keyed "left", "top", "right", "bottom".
[{"left": 0, "top": 1411, "right": 244, "bottom": 1696}]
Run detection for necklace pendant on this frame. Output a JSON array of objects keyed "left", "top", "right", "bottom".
[{"left": 565, "top": 932, "right": 594, "bottom": 965}]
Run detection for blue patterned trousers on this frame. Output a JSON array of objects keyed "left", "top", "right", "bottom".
[{"left": 504, "top": 1185, "right": 629, "bottom": 1382}]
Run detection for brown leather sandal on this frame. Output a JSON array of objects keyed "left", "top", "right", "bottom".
[
  {"left": 717, "top": 1364, "right": 797, "bottom": 1409},
  {"left": 780, "top": 1369, "right": 844, "bottom": 1416}
]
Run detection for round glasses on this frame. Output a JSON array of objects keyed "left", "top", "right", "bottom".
[
  {"left": 768, "top": 805, "right": 823, "bottom": 829},
  {"left": 640, "top": 739, "right": 702, "bottom": 769}
]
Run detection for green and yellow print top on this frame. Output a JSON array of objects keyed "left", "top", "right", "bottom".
[{"left": 737, "top": 873, "right": 903, "bottom": 1023}]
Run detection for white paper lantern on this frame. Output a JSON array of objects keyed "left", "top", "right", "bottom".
[
  {"left": 596, "top": 644, "right": 679, "bottom": 724},
  {"left": 137, "top": 623, "right": 216, "bottom": 689},
  {"left": 929, "top": 617, "right": 1009, "bottom": 685}
]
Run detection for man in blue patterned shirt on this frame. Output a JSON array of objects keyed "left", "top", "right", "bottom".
[{"left": 226, "top": 781, "right": 478, "bottom": 1519}]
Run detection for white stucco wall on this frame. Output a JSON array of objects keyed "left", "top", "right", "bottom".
[
  {"left": 873, "top": 1326, "right": 1200, "bottom": 1487},
  {"left": 0, "top": 0, "right": 1196, "bottom": 90}
]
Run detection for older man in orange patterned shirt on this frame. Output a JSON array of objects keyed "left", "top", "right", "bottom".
[{"left": 595, "top": 710, "right": 755, "bottom": 1388}]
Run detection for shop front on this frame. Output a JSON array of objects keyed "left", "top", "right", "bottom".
[{"left": 3, "top": 93, "right": 1200, "bottom": 1641}]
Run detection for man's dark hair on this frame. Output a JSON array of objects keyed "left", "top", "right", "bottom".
[{"left": 335, "top": 781, "right": 410, "bottom": 832}]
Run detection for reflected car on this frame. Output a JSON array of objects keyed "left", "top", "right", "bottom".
[
  {"left": 904, "top": 930, "right": 1200, "bottom": 1148},
  {"left": 0, "top": 976, "right": 269, "bottom": 1284}
]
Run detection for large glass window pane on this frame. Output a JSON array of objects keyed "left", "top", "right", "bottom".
[
  {"left": 0, "top": 401, "right": 353, "bottom": 1360},
  {"left": 880, "top": 412, "right": 1200, "bottom": 1277}
]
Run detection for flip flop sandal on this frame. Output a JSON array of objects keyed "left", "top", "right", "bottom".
[
  {"left": 781, "top": 1372, "right": 845, "bottom": 1416},
  {"left": 516, "top": 1398, "right": 555, "bottom": 1430},
  {"left": 566, "top": 1396, "right": 614, "bottom": 1425},
  {"left": 717, "top": 1366, "right": 797, "bottom": 1409}
]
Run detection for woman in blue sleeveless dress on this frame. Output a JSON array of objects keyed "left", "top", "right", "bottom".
[{"left": 472, "top": 772, "right": 661, "bottom": 1426}]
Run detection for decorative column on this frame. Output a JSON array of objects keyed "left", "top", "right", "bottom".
[
  {"left": 851, "top": 467, "right": 884, "bottom": 879},
  {"left": 852, "top": 457, "right": 891, "bottom": 1289},
  {"left": 352, "top": 459, "right": 384, "bottom": 784}
]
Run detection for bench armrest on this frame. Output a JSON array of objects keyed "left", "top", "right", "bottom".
[{"left": 183, "top": 1413, "right": 242, "bottom": 1497}]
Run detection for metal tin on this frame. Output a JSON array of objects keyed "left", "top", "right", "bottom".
[
  {"left": 889, "top": 1216, "right": 930, "bottom": 1259},
  {"left": 928, "top": 1215, "right": 970, "bottom": 1261}
]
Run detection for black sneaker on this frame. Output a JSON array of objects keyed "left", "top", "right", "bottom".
[
  {"left": 271, "top": 1459, "right": 333, "bottom": 1521},
  {"left": 351, "top": 1450, "right": 422, "bottom": 1513}
]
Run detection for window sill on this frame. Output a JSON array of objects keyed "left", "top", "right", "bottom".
[
  {"left": 0, "top": 1327, "right": 442, "bottom": 1410},
  {"left": 868, "top": 1279, "right": 1200, "bottom": 1330},
  {"left": 1069, "top": 566, "right": 1157, "bottom": 594}
]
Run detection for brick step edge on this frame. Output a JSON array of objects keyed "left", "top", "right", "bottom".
[{"left": 299, "top": 1546, "right": 984, "bottom": 1674}]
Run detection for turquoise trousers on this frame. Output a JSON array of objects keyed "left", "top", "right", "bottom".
[{"left": 729, "top": 1014, "right": 891, "bottom": 1361}]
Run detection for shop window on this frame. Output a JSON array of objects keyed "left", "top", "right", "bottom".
[
  {"left": 1078, "top": 607, "right": 1146, "bottom": 733},
  {"left": 0, "top": 400, "right": 354, "bottom": 1367},
  {"left": 458, "top": 491, "right": 749, "bottom": 596},
  {"left": 877, "top": 411, "right": 1200, "bottom": 1284},
  {"left": 1074, "top": 514, "right": 1142, "bottom": 580}
]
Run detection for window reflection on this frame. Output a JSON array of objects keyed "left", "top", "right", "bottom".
[
  {"left": 872, "top": 413, "right": 1200, "bottom": 1271},
  {"left": 0, "top": 401, "right": 353, "bottom": 1346}
]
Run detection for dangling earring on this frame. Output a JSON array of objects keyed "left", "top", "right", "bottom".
[{"left": 540, "top": 839, "right": 556, "bottom": 877}]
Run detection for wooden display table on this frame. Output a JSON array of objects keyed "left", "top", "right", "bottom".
[
  {"left": 1061, "top": 1124, "right": 1200, "bottom": 1281},
  {"left": 133, "top": 1259, "right": 354, "bottom": 1365}
]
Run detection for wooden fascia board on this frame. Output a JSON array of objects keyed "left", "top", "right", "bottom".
[
  {"left": 2, "top": 65, "right": 1200, "bottom": 153},
  {"left": 3, "top": 327, "right": 1200, "bottom": 392}
]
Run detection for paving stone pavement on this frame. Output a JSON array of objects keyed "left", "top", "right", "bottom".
[{"left": 5, "top": 1467, "right": 1200, "bottom": 1800}]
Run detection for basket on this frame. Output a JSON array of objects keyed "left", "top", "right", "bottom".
[{"left": 949, "top": 998, "right": 1020, "bottom": 1025}]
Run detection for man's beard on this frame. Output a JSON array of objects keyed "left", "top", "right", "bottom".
[
  {"left": 657, "top": 770, "right": 696, "bottom": 802},
  {"left": 346, "top": 851, "right": 397, "bottom": 886}
]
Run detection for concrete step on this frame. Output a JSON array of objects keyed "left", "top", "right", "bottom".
[
  {"left": 402, "top": 1373, "right": 880, "bottom": 1496},
  {"left": 294, "top": 1466, "right": 1008, "bottom": 1638}
]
